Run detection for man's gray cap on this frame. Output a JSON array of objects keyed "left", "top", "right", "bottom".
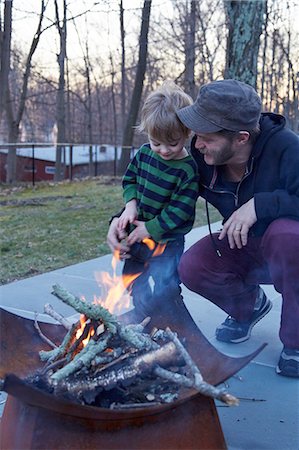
[{"left": 177, "top": 79, "right": 262, "bottom": 133}]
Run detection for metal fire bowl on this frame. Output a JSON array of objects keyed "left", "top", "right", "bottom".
[{"left": 0, "top": 305, "right": 266, "bottom": 422}]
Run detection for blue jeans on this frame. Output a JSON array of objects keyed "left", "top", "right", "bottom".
[{"left": 123, "top": 238, "right": 184, "bottom": 319}]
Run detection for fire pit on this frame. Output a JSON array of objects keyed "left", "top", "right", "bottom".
[{"left": 0, "top": 298, "right": 266, "bottom": 449}]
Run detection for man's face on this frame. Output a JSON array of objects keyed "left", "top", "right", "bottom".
[{"left": 194, "top": 132, "right": 236, "bottom": 165}]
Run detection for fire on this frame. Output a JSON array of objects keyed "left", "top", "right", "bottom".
[
  {"left": 75, "top": 315, "right": 95, "bottom": 347},
  {"left": 92, "top": 240, "right": 166, "bottom": 318},
  {"left": 143, "top": 238, "right": 166, "bottom": 257},
  {"left": 93, "top": 251, "right": 141, "bottom": 315}
]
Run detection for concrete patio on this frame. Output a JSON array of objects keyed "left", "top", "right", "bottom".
[{"left": 0, "top": 222, "right": 298, "bottom": 450}]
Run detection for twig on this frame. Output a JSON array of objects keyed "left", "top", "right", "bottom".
[
  {"left": 154, "top": 366, "right": 239, "bottom": 406},
  {"left": 118, "top": 323, "right": 159, "bottom": 351},
  {"left": 41, "top": 356, "right": 69, "bottom": 375},
  {"left": 165, "top": 327, "right": 203, "bottom": 384},
  {"left": 44, "top": 303, "right": 72, "bottom": 330},
  {"left": 110, "top": 401, "right": 161, "bottom": 409},
  {"left": 162, "top": 328, "right": 239, "bottom": 406},
  {"left": 50, "top": 333, "right": 112, "bottom": 382},
  {"left": 34, "top": 313, "right": 57, "bottom": 349},
  {"left": 93, "top": 348, "right": 138, "bottom": 373},
  {"left": 39, "top": 321, "right": 81, "bottom": 362}
]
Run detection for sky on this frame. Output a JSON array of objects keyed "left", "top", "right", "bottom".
[
  {"left": 11, "top": 0, "right": 171, "bottom": 76},
  {"left": 9, "top": 0, "right": 299, "bottom": 82}
]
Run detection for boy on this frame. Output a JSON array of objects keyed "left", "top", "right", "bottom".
[{"left": 118, "top": 81, "right": 199, "bottom": 320}]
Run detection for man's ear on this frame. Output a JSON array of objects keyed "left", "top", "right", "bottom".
[{"left": 237, "top": 131, "right": 250, "bottom": 144}]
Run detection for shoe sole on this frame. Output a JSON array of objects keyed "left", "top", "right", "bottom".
[
  {"left": 276, "top": 366, "right": 299, "bottom": 378},
  {"left": 217, "top": 299, "right": 273, "bottom": 344},
  {"left": 276, "top": 351, "right": 299, "bottom": 377}
]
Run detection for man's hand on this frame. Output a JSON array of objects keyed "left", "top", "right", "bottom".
[
  {"left": 218, "top": 198, "right": 257, "bottom": 249},
  {"left": 127, "top": 220, "right": 150, "bottom": 245},
  {"left": 107, "top": 217, "right": 130, "bottom": 258}
]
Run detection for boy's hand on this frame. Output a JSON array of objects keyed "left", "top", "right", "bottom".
[
  {"left": 127, "top": 220, "right": 150, "bottom": 245},
  {"left": 118, "top": 200, "right": 137, "bottom": 231},
  {"left": 107, "top": 217, "right": 130, "bottom": 256}
]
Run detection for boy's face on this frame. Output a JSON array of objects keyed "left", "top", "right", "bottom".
[{"left": 149, "top": 135, "right": 187, "bottom": 160}]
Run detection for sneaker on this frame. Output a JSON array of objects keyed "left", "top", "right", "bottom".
[
  {"left": 276, "top": 347, "right": 299, "bottom": 378},
  {"left": 215, "top": 287, "right": 272, "bottom": 343}
]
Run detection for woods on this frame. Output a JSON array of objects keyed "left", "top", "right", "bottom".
[{"left": 0, "top": 0, "right": 298, "bottom": 183}]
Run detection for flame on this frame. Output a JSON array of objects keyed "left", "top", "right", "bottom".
[
  {"left": 75, "top": 315, "right": 95, "bottom": 347},
  {"left": 143, "top": 238, "right": 166, "bottom": 257},
  {"left": 142, "top": 237, "right": 155, "bottom": 250},
  {"left": 93, "top": 251, "right": 141, "bottom": 315},
  {"left": 92, "top": 240, "right": 166, "bottom": 318}
]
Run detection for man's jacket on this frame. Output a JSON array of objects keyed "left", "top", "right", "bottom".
[{"left": 190, "top": 113, "right": 299, "bottom": 237}]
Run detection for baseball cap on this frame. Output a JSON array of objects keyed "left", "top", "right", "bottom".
[{"left": 177, "top": 79, "right": 262, "bottom": 133}]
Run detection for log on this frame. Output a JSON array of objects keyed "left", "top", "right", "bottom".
[{"left": 49, "top": 341, "right": 183, "bottom": 395}]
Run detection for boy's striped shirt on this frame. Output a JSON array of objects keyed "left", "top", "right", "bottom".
[{"left": 122, "top": 144, "right": 199, "bottom": 242}]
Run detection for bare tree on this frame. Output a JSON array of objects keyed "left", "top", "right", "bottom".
[
  {"left": 118, "top": 0, "right": 152, "bottom": 174},
  {"left": 4, "top": 0, "right": 45, "bottom": 183},
  {"left": 184, "top": 0, "right": 196, "bottom": 99},
  {"left": 224, "top": 0, "right": 266, "bottom": 87},
  {"left": 0, "top": 0, "right": 12, "bottom": 124},
  {"left": 120, "top": 0, "right": 126, "bottom": 135},
  {"left": 54, "top": 0, "right": 67, "bottom": 182}
]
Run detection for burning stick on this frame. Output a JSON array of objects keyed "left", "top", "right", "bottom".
[
  {"left": 39, "top": 321, "right": 81, "bottom": 362},
  {"left": 52, "top": 284, "right": 119, "bottom": 333},
  {"left": 50, "top": 333, "right": 112, "bottom": 382}
]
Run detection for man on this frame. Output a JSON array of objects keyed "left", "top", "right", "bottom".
[
  {"left": 176, "top": 79, "right": 299, "bottom": 378},
  {"left": 107, "top": 79, "right": 299, "bottom": 378}
]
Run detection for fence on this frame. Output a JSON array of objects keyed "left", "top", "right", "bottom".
[{"left": 0, "top": 143, "right": 135, "bottom": 185}]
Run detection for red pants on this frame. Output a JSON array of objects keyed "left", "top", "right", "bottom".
[{"left": 178, "top": 219, "right": 299, "bottom": 348}]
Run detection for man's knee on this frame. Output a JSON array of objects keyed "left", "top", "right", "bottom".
[
  {"left": 178, "top": 236, "right": 212, "bottom": 288},
  {"left": 262, "top": 219, "right": 299, "bottom": 250}
]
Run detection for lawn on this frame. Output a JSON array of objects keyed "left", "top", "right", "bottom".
[{"left": 0, "top": 177, "right": 221, "bottom": 285}]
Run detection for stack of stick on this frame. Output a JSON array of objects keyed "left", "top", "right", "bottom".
[{"left": 33, "top": 284, "right": 239, "bottom": 408}]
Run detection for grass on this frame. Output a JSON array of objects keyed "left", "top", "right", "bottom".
[{"left": 0, "top": 177, "right": 221, "bottom": 285}]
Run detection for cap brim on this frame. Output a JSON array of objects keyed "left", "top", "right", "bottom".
[{"left": 177, "top": 105, "right": 222, "bottom": 133}]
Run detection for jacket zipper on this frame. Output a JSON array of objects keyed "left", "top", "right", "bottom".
[{"left": 203, "top": 157, "right": 255, "bottom": 207}]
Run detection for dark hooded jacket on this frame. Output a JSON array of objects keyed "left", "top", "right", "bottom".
[{"left": 190, "top": 113, "right": 299, "bottom": 237}]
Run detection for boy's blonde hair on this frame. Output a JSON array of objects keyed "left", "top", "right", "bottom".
[{"left": 137, "top": 81, "right": 193, "bottom": 143}]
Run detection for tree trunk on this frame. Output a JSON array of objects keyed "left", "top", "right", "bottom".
[
  {"left": 6, "top": 123, "right": 18, "bottom": 184},
  {"left": 184, "top": 0, "right": 196, "bottom": 99},
  {"left": 0, "top": 0, "right": 12, "bottom": 124},
  {"left": 118, "top": 0, "right": 152, "bottom": 175},
  {"left": 4, "top": 0, "right": 45, "bottom": 184},
  {"left": 54, "top": 0, "right": 67, "bottom": 182},
  {"left": 224, "top": 0, "right": 266, "bottom": 87},
  {"left": 86, "top": 61, "right": 93, "bottom": 176},
  {"left": 120, "top": 0, "right": 126, "bottom": 135}
]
